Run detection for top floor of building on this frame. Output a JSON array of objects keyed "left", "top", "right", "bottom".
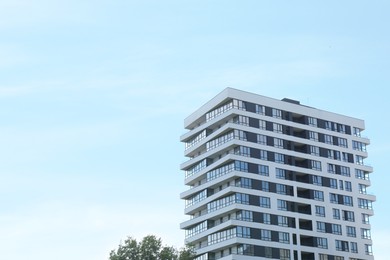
[{"left": 183, "top": 88, "right": 366, "bottom": 138}]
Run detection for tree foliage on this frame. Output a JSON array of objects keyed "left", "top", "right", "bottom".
[{"left": 109, "top": 235, "right": 195, "bottom": 260}]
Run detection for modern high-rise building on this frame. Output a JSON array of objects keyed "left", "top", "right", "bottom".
[{"left": 180, "top": 88, "right": 375, "bottom": 260}]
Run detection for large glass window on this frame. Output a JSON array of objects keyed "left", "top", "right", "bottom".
[
  {"left": 319, "top": 254, "right": 328, "bottom": 260},
  {"left": 276, "top": 184, "right": 287, "bottom": 195},
  {"left": 261, "top": 181, "right": 269, "bottom": 192},
  {"left": 339, "top": 180, "right": 344, "bottom": 190},
  {"left": 206, "top": 131, "right": 235, "bottom": 151},
  {"left": 338, "top": 137, "right": 348, "bottom": 148},
  {"left": 280, "top": 249, "right": 290, "bottom": 260},
  {"left": 330, "top": 178, "right": 337, "bottom": 189},
  {"left": 274, "top": 138, "right": 284, "bottom": 148},
  {"left": 345, "top": 181, "right": 352, "bottom": 192},
  {"left": 358, "top": 198, "right": 373, "bottom": 209},
  {"left": 309, "top": 131, "right": 319, "bottom": 141},
  {"left": 260, "top": 150, "right": 268, "bottom": 160},
  {"left": 207, "top": 194, "right": 235, "bottom": 212},
  {"left": 234, "top": 129, "right": 247, "bottom": 141},
  {"left": 325, "top": 121, "right": 332, "bottom": 130},
  {"left": 261, "top": 229, "right": 271, "bottom": 241},
  {"left": 361, "top": 228, "right": 371, "bottom": 239},
  {"left": 342, "top": 210, "right": 355, "bottom": 222},
  {"left": 272, "top": 108, "right": 282, "bottom": 118},
  {"left": 277, "top": 199, "right": 287, "bottom": 211},
  {"left": 237, "top": 244, "right": 254, "bottom": 256},
  {"left": 324, "top": 134, "right": 333, "bottom": 144},
  {"left": 353, "top": 127, "right": 362, "bottom": 137},
  {"left": 359, "top": 184, "right": 367, "bottom": 194},
  {"left": 235, "top": 177, "right": 252, "bottom": 189},
  {"left": 257, "top": 134, "right": 267, "bottom": 145},
  {"left": 353, "top": 140, "right": 367, "bottom": 151},
  {"left": 327, "top": 149, "right": 334, "bottom": 159},
  {"left": 263, "top": 213, "right": 271, "bottom": 225},
  {"left": 342, "top": 152, "right": 349, "bottom": 162},
  {"left": 355, "top": 169, "right": 369, "bottom": 180},
  {"left": 330, "top": 193, "right": 339, "bottom": 204},
  {"left": 315, "top": 205, "right": 325, "bottom": 217},
  {"left": 185, "top": 159, "right": 207, "bottom": 178},
  {"left": 338, "top": 124, "right": 346, "bottom": 134},
  {"left": 362, "top": 213, "right": 370, "bottom": 224},
  {"left": 311, "top": 160, "right": 322, "bottom": 171},
  {"left": 186, "top": 221, "right": 207, "bottom": 238},
  {"left": 365, "top": 244, "right": 373, "bottom": 255},
  {"left": 208, "top": 227, "right": 237, "bottom": 245},
  {"left": 206, "top": 100, "right": 237, "bottom": 122},
  {"left": 314, "top": 190, "right": 324, "bottom": 201},
  {"left": 236, "top": 226, "right": 251, "bottom": 238},
  {"left": 185, "top": 129, "right": 207, "bottom": 150},
  {"left": 343, "top": 195, "right": 353, "bottom": 206},
  {"left": 346, "top": 226, "right": 356, "bottom": 237},
  {"left": 334, "top": 151, "right": 341, "bottom": 161},
  {"left": 333, "top": 208, "right": 340, "bottom": 220},
  {"left": 312, "top": 175, "right": 322, "bottom": 186},
  {"left": 279, "top": 232, "right": 290, "bottom": 244},
  {"left": 236, "top": 193, "right": 250, "bottom": 204},
  {"left": 259, "top": 120, "right": 266, "bottom": 130},
  {"left": 233, "top": 115, "right": 249, "bottom": 126},
  {"left": 317, "top": 221, "right": 325, "bottom": 232},
  {"left": 236, "top": 210, "right": 253, "bottom": 222},
  {"left": 332, "top": 224, "right": 342, "bottom": 235},
  {"left": 351, "top": 242, "right": 358, "bottom": 253},
  {"left": 328, "top": 163, "right": 336, "bottom": 174},
  {"left": 263, "top": 213, "right": 271, "bottom": 224},
  {"left": 278, "top": 215, "right": 288, "bottom": 227},
  {"left": 186, "top": 189, "right": 207, "bottom": 208},
  {"left": 335, "top": 240, "right": 349, "bottom": 252},
  {"left": 207, "top": 162, "right": 235, "bottom": 181},
  {"left": 234, "top": 161, "right": 248, "bottom": 172},
  {"left": 275, "top": 153, "right": 285, "bottom": 164},
  {"left": 256, "top": 104, "right": 265, "bottom": 115},
  {"left": 308, "top": 117, "right": 317, "bottom": 127},
  {"left": 340, "top": 166, "right": 350, "bottom": 176},
  {"left": 259, "top": 164, "right": 269, "bottom": 176},
  {"left": 317, "top": 237, "right": 328, "bottom": 249},
  {"left": 234, "top": 146, "right": 250, "bottom": 157},
  {"left": 273, "top": 123, "right": 283, "bottom": 133},
  {"left": 310, "top": 145, "right": 320, "bottom": 156},
  {"left": 356, "top": 155, "right": 365, "bottom": 165},
  {"left": 259, "top": 196, "right": 271, "bottom": 208},
  {"left": 276, "top": 168, "right": 286, "bottom": 179}
]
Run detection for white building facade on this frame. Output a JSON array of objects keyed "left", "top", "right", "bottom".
[{"left": 180, "top": 88, "right": 375, "bottom": 260}]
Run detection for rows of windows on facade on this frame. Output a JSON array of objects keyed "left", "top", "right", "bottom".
[{"left": 180, "top": 88, "right": 375, "bottom": 260}]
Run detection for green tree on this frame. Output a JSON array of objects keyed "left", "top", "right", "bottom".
[
  {"left": 109, "top": 237, "right": 139, "bottom": 260},
  {"left": 109, "top": 235, "right": 195, "bottom": 260},
  {"left": 159, "top": 246, "right": 178, "bottom": 260},
  {"left": 178, "top": 244, "right": 195, "bottom": 260},
  {"left": 139, "top": 235, "right": 162, "bottom": 260}
]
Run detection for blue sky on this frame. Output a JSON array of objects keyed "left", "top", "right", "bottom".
[{"left": 0, "top": 0, "right": 389, "bottom": 259}]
